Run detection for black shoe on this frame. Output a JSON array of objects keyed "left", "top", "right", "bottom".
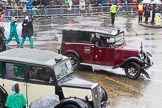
[
  {"left": 30, "top": 46, "right": 34, "bottom": 49},
  {"left": 20, "top": 45, "right": 24, "bottom": 48}
]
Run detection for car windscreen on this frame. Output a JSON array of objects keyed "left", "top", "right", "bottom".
[
  {"left": 54, "top": 60, "right": 73, "bottom": 80},
  {"left": 115, "top": 32, "right": 125, "bottom": 46}
]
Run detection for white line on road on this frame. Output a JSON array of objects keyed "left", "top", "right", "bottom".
[
  {"left": 143, "top": 77, "right": 162, "bottom": 83},
  {"left": 149, "top": 69, "right": 162, "bottom": 72},
  {"left": 142, "top": 68, "right": 162, "bottom": 83}
]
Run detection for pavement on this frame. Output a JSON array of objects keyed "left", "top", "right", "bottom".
[{"left": 140, "top": 22, "right": 162, "bottom": 28}]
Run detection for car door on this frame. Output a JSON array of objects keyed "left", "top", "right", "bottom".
[
  {"left": 3, "top": 62, "right": 27, "bottom": 98},
  {"left": 77, "top": 32, "right": 95, "bottom": 64},
  {"left": 94, "top": 36, "right": 115, "bottom": 66},
  {"left": 26, "top": 65, "right": 56, "bottom": 105}
]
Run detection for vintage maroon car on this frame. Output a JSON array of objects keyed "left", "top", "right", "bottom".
[{"left": 60, "top": 26, "right": 153, "bottom": 79}]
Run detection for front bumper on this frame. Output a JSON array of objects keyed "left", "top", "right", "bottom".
[
  {"left": 143, "top": 62, "right": 153, "bottom": 70},
  {"left": 140, "top": 51, "right": 153, "bottom": 70},
  {"left": 142, "top": 57, "right": 153, "bottom": 70}
]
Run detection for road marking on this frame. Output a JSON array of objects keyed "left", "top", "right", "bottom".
[
  {"left": 149, "top": 69, "right": 162, "bottom": 72},
  {"left": 142, "top": 77, "right": 162, "bottom": 83},
  {"left": 98, "top": 13, "right": 127, "bottom": 20},
  {"left": 141, "top": 69, "right": 162, "bottom": 83}
]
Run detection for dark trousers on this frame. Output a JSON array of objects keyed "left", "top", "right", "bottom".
[
  {"left": 145, "top": 17, "right": 148, "bottom": 24},
  {"left": 138, "top": 13, "right": 143, "bottom": 22},
  {"left": 111, "top": 13, "right": 116, "bottom": 25},
  {"left": 0, "top": 43, "right": 6, "bottom": 52},
  {"left": 151, "top": 15, "right": 155, "bottom": 24}
]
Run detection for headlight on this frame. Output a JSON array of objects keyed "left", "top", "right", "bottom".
[
  {"left": 139, "top": 53, "right": 145, "bottom": 60},
  {"left": 139, "top": 49, "right": 146, "bottom": 60},
  {"left": 99, "top": 86, "right": 108, "bottom": 105}
]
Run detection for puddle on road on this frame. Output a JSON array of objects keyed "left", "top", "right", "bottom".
[
  {"left": 76, "top": 70, "right": 148, "bottom": 98},
  {"left": 124, "top": 22, "right": 133, "bottom": 32},
  {"left": 100, "top": 17, "right": 135, "bottom": 33},
  {"left": 33, "top": 17, "right": 76, "bottom": 42},
  {"left": 36, "top": 17, "right": 78, "bottom": 25},
  {"left": 109, "top": 96, "right": 162, "bottom": 108},
  {"left": 76, "top": 70, "right": 151, "bottom": 108},
  {"left": 100, "top": 18, "right": 114, "bottom": 27}
]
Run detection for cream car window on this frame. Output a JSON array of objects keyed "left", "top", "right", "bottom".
[
  {"left": 29, "top": 66, "right": 54, "bottom": 84},
  {"left": 5, "top": 63, "right": 25, "bottom": 79}
]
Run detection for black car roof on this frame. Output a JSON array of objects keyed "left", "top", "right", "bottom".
[
  {"left": 63, "top": 25, "right": 124, "bottom": 36},
  {"left": 0, "top": 48, "right": 67, "bottom": 66}
]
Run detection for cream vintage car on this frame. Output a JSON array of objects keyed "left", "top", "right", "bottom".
[{"left": 0, "top": 48, "right": 108, "bottom": 108}]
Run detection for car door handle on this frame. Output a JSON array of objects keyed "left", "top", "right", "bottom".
[
  {"left": 95, "top": 55, "right": 98, "bottom": 58},
  {"left": 22, "top": 84, "right": 28, "bottom": 86},
  {"left": 99, "top": 50, "right": 102, "bottom": 52},
  {"left": 23, "top": 84, "right": 29, "bottom": 86}
]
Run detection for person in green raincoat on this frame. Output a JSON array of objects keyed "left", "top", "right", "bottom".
[
  {"left": 5, "top": 17, "right": 20, "bottom": 47},
  {"left": 64, "top": 0, "right": 69, "bottom": 6}
]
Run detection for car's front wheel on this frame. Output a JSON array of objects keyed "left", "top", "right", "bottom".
[
  {"left": 65, "top": 53, "right": 80, "bottom": 71},
  {"left": 125, "top": 62, "right": 141, "bottom": 79}
]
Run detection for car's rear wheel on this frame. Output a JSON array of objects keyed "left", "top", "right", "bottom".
[
  {"left": 125, "top": 62, "right": 141, "bottom": 79},
  {"left": 63, "top": 104, "right": 79, "bottom": 108},
  {"left": 65, "top": 53, "right": 80, "bottom": 71}
]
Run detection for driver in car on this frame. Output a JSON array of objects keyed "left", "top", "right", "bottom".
[{"left": 100, "top": 36, "right": 109, "bottom": 47}]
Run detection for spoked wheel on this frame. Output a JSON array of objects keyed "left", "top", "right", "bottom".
[
  {"left": 65, "top": 53, "right": 80, "bottom": 71},
  {"left": 125, "top": 62, "right": 141, "bottom": 79}
]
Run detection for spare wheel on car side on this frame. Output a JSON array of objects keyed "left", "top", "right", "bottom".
[{"left": 65, "top": 53, "right": 80, "bottom": 71}]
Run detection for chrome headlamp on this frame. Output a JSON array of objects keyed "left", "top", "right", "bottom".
[{"left": 139, "top": 49, "right": 145, "bottom": 60}]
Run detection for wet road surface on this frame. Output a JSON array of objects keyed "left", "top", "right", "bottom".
[{"left": 4, "top": 15, "right": 162, "bottom": 108}]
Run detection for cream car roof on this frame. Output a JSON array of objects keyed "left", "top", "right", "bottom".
[{"left": 0, "top": 48, "right": 68, "bottom": 66}]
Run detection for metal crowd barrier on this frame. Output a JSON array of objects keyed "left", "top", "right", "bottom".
[{"left": 4, "top": 4, "right": 138, "bottom": 18}]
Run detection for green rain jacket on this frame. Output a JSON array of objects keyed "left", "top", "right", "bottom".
[
  {"left": 5, "top": 93, "right": 27, "bottom": 108},
  {"left": 64, "top": 0, "right": 69, "bottom": 6},
  {"left": 10, "top": 21, "right": 17, "bottom": 33},
  {"left": 110, "top": 4, "right": 117, "bottom": 13}
]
